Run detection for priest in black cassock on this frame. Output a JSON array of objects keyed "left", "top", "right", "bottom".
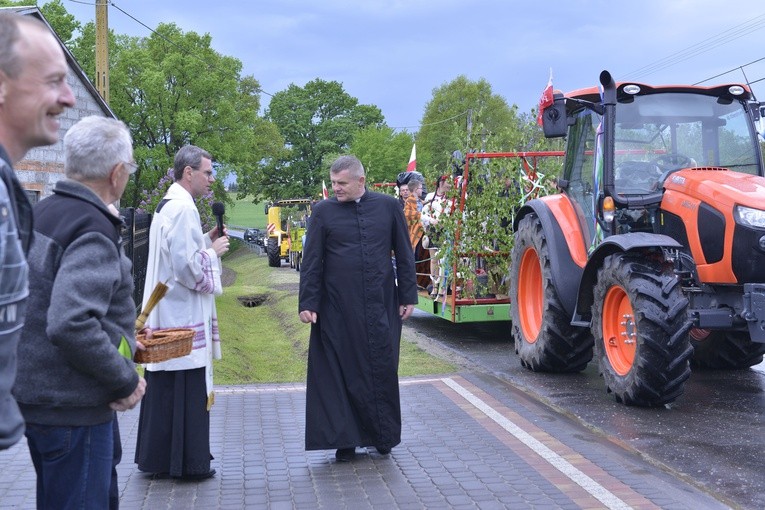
[{"left": 298, "top": 155, "right": 419, "bottom": 462}]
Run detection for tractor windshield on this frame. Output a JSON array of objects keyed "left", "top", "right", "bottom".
[{"left": 612, "top": 92, "right": 761, "bottom": 195}]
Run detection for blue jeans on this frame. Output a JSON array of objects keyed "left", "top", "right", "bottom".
[{"left": 25, "top": 421, "right": 113, "bottom": 510}]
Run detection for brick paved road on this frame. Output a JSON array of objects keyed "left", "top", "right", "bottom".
[{"left": 0, "top": 373, "right": 732, "bottom": 509}]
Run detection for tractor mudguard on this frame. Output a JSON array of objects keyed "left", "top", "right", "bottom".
[
  {"left": 572, "top": 233, "right": 683, "bottom": 326},
  {"left": 514, "top": 198, "right": 586, "bottom": 318}
]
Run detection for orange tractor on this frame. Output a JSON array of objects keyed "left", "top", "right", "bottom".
[{"left": 511, "top": 70, "right": 765, "bottom": 406}]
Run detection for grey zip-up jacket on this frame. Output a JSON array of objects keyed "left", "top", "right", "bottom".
[{"left": 13, "top": 179, "right": 139, "bottom": 427}]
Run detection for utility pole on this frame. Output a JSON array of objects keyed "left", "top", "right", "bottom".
[{"left": 95, "top": 0, "right": 109, "bottom": 103}]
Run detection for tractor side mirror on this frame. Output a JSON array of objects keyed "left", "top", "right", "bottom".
[{"left": 542, "top": 93, "right": 568, "bottom": 138}]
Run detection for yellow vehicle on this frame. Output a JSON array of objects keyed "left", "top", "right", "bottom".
[{"left": 265, "top": 199, "right": 312, "bottom": 269}]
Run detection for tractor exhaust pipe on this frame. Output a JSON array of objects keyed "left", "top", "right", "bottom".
[{"left": 600, "top": 71, "right": 617, "bottom": 216}]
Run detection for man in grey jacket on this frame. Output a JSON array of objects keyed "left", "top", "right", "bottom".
[
  {"left": 0, "top": 11, "right": 75, "bottom": 450},
  {"left": 14, "top": 116, "right": 145, "bottom": 509}
]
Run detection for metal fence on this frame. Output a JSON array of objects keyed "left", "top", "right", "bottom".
[{"left": 120, "top": 208, "right": 151, "bottom": 311}]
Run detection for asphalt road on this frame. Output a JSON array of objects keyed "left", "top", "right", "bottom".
[{"left": 404, "top": 311, "right": 765, "bottom": 510}]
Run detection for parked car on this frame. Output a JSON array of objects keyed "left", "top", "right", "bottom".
[{"left": 243, "top": 228, "right": 264, "bottom": 245}]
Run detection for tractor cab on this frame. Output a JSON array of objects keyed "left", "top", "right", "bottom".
[{"left": 543, "top": 71, "right": 765, "bottom": 249}]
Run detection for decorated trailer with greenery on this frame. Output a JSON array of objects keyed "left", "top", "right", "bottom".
[{"left": 412, "top": 151, "right": 563, "bottom": 323}]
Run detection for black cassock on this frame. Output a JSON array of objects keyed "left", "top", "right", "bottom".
[{"left": 299, "top": 190, "right": 418, "bottom": 451}]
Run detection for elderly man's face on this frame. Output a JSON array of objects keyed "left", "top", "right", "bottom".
[{"left": 399, "top": 185, "right": 410, "bottom": 199}]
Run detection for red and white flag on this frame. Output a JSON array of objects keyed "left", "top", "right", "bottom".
[
  {"left": 406, "top": 144, "right": 416, "bottom": 172},
  {"left": 322, "top": 180, "right": 329, "bottom": 200},
  {"left": 537, "top": 69, "right": 554, "bottom": 126}
]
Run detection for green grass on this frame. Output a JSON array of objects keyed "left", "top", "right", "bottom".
[
  {"left": 225, "top": 192, "right": 268, "bottom": 229},
  {"left": 214, "top": 242, "right": 455, "bottom": 384}
]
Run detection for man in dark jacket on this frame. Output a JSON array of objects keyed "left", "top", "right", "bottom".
[
  {"left": 0, "top": 12, "right": 75, "bottom": 450},
  {"left": 14, "top": 116, "right": 145, "bottom": 509},
  {"left": 299, "top": 155, "right": 418, "bottom": 462}
]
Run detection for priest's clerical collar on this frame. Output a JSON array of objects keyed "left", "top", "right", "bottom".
[{"left": 355, "top": 190, "right": 367, "bottom": 203}]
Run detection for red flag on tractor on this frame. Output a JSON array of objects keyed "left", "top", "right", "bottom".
[{"left": 537, "top": 70, "right": 554, "bottom": 126}]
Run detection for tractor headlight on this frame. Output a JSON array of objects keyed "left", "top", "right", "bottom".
[{"left": 734, "top": 205, "right": 765, "bottom": 228}]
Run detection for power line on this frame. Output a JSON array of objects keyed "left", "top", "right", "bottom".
[
  {"left": 65, "top": 0, "right": 275, "bottom": 97},
  {"left": 624, "top": 12, "right": 765, "bottom": 80},
  {"left": 693, "top": 56, "right": 765, "bottom": 85}
]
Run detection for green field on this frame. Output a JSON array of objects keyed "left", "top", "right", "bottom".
[{"left": 225, "top": 192, "right": 267, "bottom": 229}]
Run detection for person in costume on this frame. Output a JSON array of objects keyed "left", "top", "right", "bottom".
[
  {"left": 134, "top": 145, "right": 229, "bottom": 479},
  {"left": 298, "top": 155, "right": 418, "bottom": 462}
]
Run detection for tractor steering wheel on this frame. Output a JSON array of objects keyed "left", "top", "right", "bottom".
[{"left": 652, "top": 153, "right": 693, "bottom": 171}]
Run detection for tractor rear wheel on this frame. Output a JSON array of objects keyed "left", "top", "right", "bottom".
[
  {"left": 267, "top": 237, "right": 281, "bottom": 267},
  {"left": 510, "top": 214, "right": 593, "bottom": 372},
  {"left": 689, "top": 329, "right": 765, "bottom": 369},
  {"left": 591, "top": 252, "right": 692, "bottom": 406}
]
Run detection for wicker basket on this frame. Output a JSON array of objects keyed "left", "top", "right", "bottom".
[{"left": 134, "top": 328, "right": 194, "bottom": 363}]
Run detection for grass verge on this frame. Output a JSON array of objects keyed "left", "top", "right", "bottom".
[{"left": 214, "top": 242, "right": 455, "bottom": 384}]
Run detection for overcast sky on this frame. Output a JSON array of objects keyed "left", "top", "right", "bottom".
[{"left": 61, "top": 0, "right": 765, "bottom": 133}]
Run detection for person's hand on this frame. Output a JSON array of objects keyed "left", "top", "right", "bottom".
[
  {"left": 136, "top": 327, "right": 152, "bottom": 351},
  {"left": 206, "top": 225, "right": 227, "bottom": 241},
  {"left": 212, "top": 235, "right": 230, "bottom": 257},
  {"left": 110, "top": 376, "right": 146, "bottom": 412},
  {"left": 299, "top": 310, "right": 317, "bottom": 324},
  {"left": 400, "top": 304, "right": 415, "bottom": 320}
]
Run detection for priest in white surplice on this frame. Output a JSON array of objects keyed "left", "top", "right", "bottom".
[{"left": 134, "top": 145, "right": 229, "bottom": 480}]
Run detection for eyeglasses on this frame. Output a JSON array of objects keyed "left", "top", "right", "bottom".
[
  {"left": 193, "top": 168, "right": 214, "bottom": 179},
  {"left": 124, "top": 161, "right": 138, "bottom": 174}
]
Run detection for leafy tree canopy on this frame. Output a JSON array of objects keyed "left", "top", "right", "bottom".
[
  {"left": 252, "top": 79, "right": 384, "bottom": 201},
  {"left": 417, "top": 75, "right": 548, "bottom": 184},
  {"left": 70, "top": 21, "right": 283, "bottom": 213},
  {"left": 349, "top": 126, "right": 414, "bottom": 186}
]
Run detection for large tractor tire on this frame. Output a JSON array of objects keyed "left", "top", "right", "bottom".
[
  {"left": 689, "top": 329, "right": 765, "bottom": 369},
  {"left": 267, "top": 237, "right": 281, "bottom": 267},
  {"left": 591, "top": 252, "right": 693, "bottom": 406},
  {"left": 510, "top": 214, "right": 593, "bottom": 372}
]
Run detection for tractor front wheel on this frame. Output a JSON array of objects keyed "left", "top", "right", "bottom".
[{"left": 591, "top": 252, "right": 692, "bottom": 406}]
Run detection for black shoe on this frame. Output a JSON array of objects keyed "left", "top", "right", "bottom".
[
  {"left": 178, "top": 469, "right": 216, "bottom": 480},
  {"left": 375, "top": 446, "right": 391, "bottom": 455},
  {"left": 335, "top": 448, "right": 356, "bottom": 462}
]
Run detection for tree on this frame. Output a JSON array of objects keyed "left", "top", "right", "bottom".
[
  {"left": 40, "top": 0, "right": 79, "bottom": 44},
  {"left": 349, "top": 126, "right": 414, "bottom": 185},
  {"left": 255, "top": 79, "right": 384, "bottom": 201},
  {"left": 92, "top": 23, "right": 283, "bottom": 212},
  {"left": 417, "top": 76, "right": 529, "bottom": 181}
]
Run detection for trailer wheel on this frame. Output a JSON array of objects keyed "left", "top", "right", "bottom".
[
  {"left": 592, "top": 252, "right": 692, "bottom": 406},
  {"left": 510, "top": 214, "right": 592, "bottom": 372},
  {"left": 689, "top": 329, "right": 765, "bottom": 369},
  {"left": 267, "top": 237, "right": 281, "bottom": 267}
]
